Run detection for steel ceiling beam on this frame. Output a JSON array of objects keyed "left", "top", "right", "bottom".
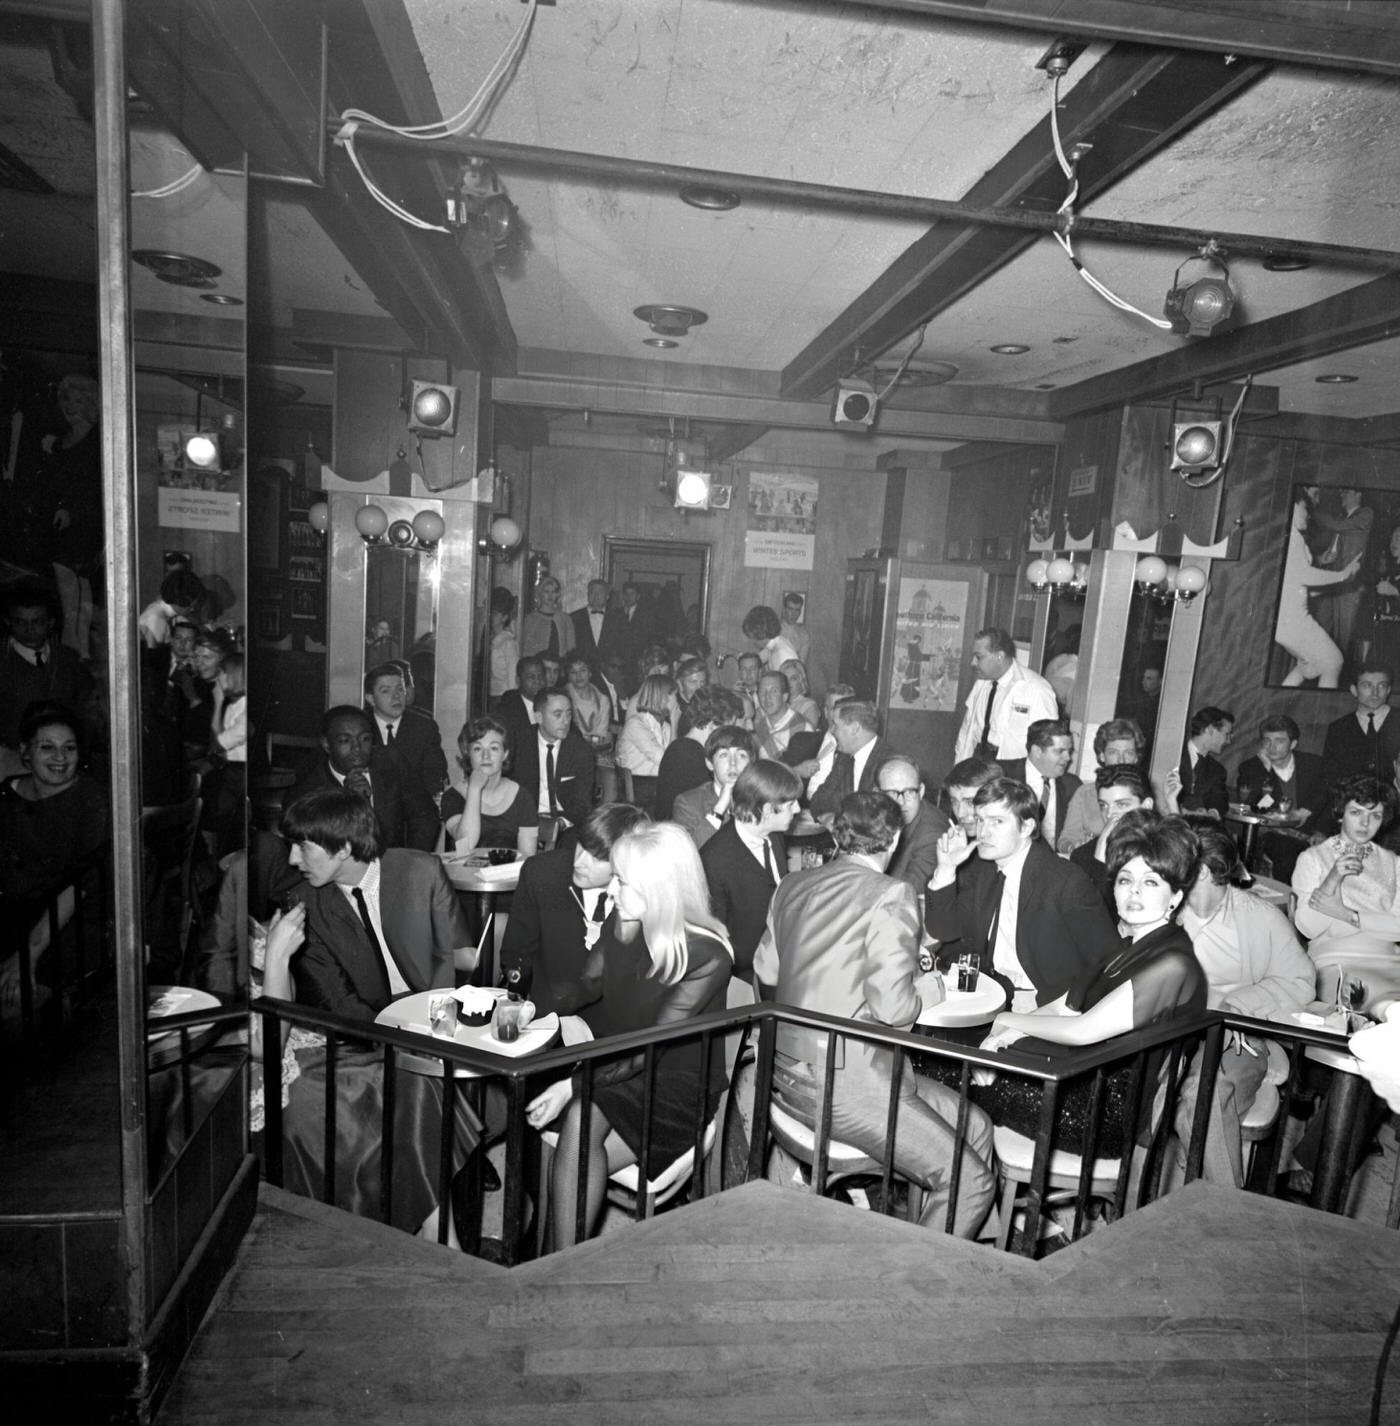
[{"left": 837, "top": 0, "right": 1400, "bottom": 79}]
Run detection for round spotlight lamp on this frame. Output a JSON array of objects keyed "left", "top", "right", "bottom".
[
  {"left": 1046, "top": 557, "right": 1075, "bottom": 587},
  {"left": 413, "top": 388, "right": 451, "bottom": 428},
  {"left": 676, "top": 471, "right": 711, "bottom": 509},
  {"left": 1164, "top": 255, "right": 1235, "bottom": 338},
  {"left": 307, "top": 501, "right": 329, "bottom": 534},
  {"left": 354, "top": 503, "right": 389, "bottom": 541},
  {"left": 1026, "top": 558, "right": 1050, "bottom": 589},
  {"left": 184, "top": 432, "right": 221, "bottom": 470},
  {"left": 1176, "top": 564, "right": 1208, "bottom": 599},
  {"left": 412, "top": 509, "right": 446, "bottom": 546},
  {"left": 1174, "top": 423, "right": 1220, "bottom": 468}
]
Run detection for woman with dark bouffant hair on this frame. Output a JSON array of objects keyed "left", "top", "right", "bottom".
[{"left": 975, "top": 814, "right": 1208, "bottom": 1154}]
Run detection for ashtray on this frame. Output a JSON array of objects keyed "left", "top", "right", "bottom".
[
  {"left": 455, "top": 986, "right": 497, "bottom": 1027},
  {"left": 487, "top": 848, "right": 516, "bottom": 865}
]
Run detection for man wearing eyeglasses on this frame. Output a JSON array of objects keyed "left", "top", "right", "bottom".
[{"left": 876, "top": 754, "right": 949, "bottom": 893}]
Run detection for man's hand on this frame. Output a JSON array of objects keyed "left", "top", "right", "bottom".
[
  {"left": 935, "top": 825, "right": 976, "bottom": 873},
  {"left": 913, "top": 969, "right": 944, "bottom": 1010}
]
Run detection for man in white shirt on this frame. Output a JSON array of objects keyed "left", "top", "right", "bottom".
[
  {"left": 999, "top": 718, "right": 1079, "bottom": 849},
  {"left": 751, "top": 670, "right": 811, "bottom": 762},
  {"left": 953, "top": 626, "right": 1058, "bottom": 764}
]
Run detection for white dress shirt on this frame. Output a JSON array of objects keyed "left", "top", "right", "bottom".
[{"left": 337, "top": 860, "right": 408, "bottom": 996}]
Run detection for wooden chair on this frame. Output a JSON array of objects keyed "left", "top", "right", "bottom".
[{"left": 990, "top": 1124, "right": 1123, "bottom": 1250}]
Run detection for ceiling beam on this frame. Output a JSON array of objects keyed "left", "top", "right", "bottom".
[
  {"left": 780, "top": 44, "right": 1269, "bottom": 399},
  {"left": 493, "top": 375, "right": 1063, "bottom": 447},
  {"left": 1249, "top": 410, "right": 1400, "bottom": 449},
  {"left": 1048, "top": 273, "right": 1400, "bottom": 418},
  {"left": 841, "top": 0, "right": 1400, "bottom": 78}
]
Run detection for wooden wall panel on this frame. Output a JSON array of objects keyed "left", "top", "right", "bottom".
[{"left": 526, "top": 446, "right": 886, "bottom": 698}]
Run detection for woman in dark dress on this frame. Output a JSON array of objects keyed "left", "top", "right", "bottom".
[
  {"left": 975, "top": 816, "right": 1207, "bottom": 1155},
  {"left": 526, "top": 821, "right": 733, "bottom": 1250},
  {"left": 440, "top": 714, "right": 539, "bottom": 856}
]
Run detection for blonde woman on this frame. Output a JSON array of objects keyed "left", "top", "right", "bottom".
[
  {"left": 615, "top": 673, "right": 677, "bottom": 777},
  {"left": 527, "top": 822, "right": 733, "bottom": 1249}
]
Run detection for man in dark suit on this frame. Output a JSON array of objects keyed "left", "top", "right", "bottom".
[
  {"left": 1176, "top": 705, "right": 1234, "bottom": 820},
  {"left": 286, "top": 705, "right": 439, "bottom": 851},
  {"left": 1323, "top": 663, "right": 1400, "bottom": 785},
  {"left": 499, "top": 802, "right": 650, "bottom": 1017},
  {"left": 701, "top": 759, "right": 803, "bottom": 982},
  {"left": 0, "top": 579, "right": 95, "bottom": 752},
  {"left": 876, "top": 754, "right": 950, "bottom": 893},
  {"left": 570, "top": 579, "right": 627, "bottom": 674},
  {"left": 1235, "top": 713, "right": 1328, "bottom": 880},
  {"left": 754, "top": 791, "right": 996, "bottom": 1236},
  {"left": 926, "top": 776, "right": 1120, "bottom": 1011},
  {"left": 674, "top": 725, "right": 757, "bottom": 850},
  {"left": 493, "top": 656, "right": 547, "bottom": 758},
  {"left": 807, "top": 699, "right": 890, "bottom": 822},
  {"left": 999, "top": 717, "right": 1081, "bottom": 849},
  {"left": 512, "top": 688, "right": 596, "bottom": 829},
  {"left": 279, "top": 788, "right": 470, "bottom": 1021},
  {"left": 364, "top": 661, "right": 448, "bottom": 804},
  {"left": 615, "top": 581, "right": 655, "bottom": 679}
]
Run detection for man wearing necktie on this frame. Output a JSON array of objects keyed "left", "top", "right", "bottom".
[
  {"left": 808, "top": 699, "right": 890, "bottom": 822},
  {"left": 0, "top": 579, "right": 95, "bottom": 753},
  {"left": 1323, "top": 664, "right": 1400, "bottom": 785},
  {"left": 999, "top": 718, "right": 1079, "bottom": 849},
  {"left": 926, "top": 776, "right": 1119, "bottom": 1014},
  {"left": 953, "top": 627, "right": 1058, "bottom": 765},
  {"left": 500, "top": 802, "right": 651, "bottom": 1016},
  {"left": 701, "top": 758, "right": 803, "bottom": 983},
  {"left": 364, "top": 662, "right": 448, "bottom": 809},
  {"left": 1173, "top": 705, "right": 1234, "bottom": 821},
  {"left": 280, "top": 788, "right": 471, "bottom": 1020},
  {"left": 514, "top": 689, "right": 596, "bottom": 830},
  {"left": 286, "top": 705, "right": 438, "bottom": 851}
]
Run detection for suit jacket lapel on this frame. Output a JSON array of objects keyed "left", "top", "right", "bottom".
[{"left": 327, "top": 885, "right": 392, "bottom": 1001}]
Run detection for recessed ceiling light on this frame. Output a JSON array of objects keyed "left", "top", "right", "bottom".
[
  {"left": 1263, "top": 252, "right": 1312, "bottom": 272},
  {"left": 1051, "top": 335, "right": 1079, "bottom": 345},
  {"left": 871, "top": 360, "right": 959, "bottom": 388},
  {"left": 1315, "top": 373, "right": 1358, "bottom": 384},
  {"left": 635, "top": 303, "right": 708, "bottom": 337},
  {"left": 644, "top": 337, "right": 679, "bottom": 349},
  {"left": 1034, "top": 383, "right": 1058, "bottom": 390},
  {"left": 200, "top": 293, "right": 243, "bottom": 306},
  {"left": 990, "top": 343, "right": 1029, "bottom": 355},
  {"left": 680, "top": 184, "right": 740, "bottom": 211},
  {"left": 131, "top": 249, "right": 222, "bottom": 282}
]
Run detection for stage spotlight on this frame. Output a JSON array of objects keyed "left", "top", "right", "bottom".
[
  {"left": 674, "top": 471, "right": 713, "bottom": 510},
  {"left": 832, "top": 378, "right": 878, "bottom": 430},
  {"left": 1164, "top": 253, "right": 1235, "bottom": 337},
  {"left": 1171, "top": 420, "right": 1223, "bottom": 473},
  {"left": 183, "top": 430, "right": 224, "bottom": 470},
  {"left": 407, "top": 380, "right": 459, "bottom": 437}
]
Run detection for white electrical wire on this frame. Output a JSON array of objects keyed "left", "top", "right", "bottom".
[
  {"left": 1049, "top": 73, "right": 1173, "bottom": 331},
  {"left": 1180, "top": 374, "right": 1252, "bottom": 488},
  {"left": 876, "top": 323, "right": 928, "bottom": 402},
  {"left": 336, "top": 0, "right": 538, "bottom": 232},
  {"left": 132, "top": 163, "right": 202, "bottom": 200}
]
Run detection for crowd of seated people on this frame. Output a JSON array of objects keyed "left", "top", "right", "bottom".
[{"left": 242, "top": 604, "right": 1400, "bottom": 1258}]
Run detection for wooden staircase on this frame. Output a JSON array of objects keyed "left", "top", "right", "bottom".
[{"left": 159, "top": 1180, "right": 1400, "bottom": 1424}]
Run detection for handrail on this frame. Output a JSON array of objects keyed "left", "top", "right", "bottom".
[{"left": 250, "top": 994, "right": 1229, "bottom": 1259}]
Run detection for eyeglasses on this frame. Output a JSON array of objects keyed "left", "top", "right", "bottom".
[{"left": 882, "top": 786, "right": 921, "bottom": 800}]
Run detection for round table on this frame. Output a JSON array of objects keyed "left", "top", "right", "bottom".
[
  {"left": 375, "top": 987, "right": 560, "bottom": 1078},
  {"left": 439, "top": 852, "right": 524, "bottom": 986},
  {"left": 916, "top": 977, "right": 1007, "bottom": 1030},
  {"left": 1225, "top": 805, "right": 1294, "bottom": 871}
]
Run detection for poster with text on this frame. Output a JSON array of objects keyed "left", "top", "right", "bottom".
[
  {"left": 745, "top": 471, "right": 818, "bottom": 570},
  {"left": 889, "top": 577, "right": 968, "bottom": 712}
]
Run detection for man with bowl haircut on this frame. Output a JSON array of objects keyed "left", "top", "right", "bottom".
[
  {"left": 673, "top": 724, "right": 758, "bottom": 850},
  {"left": 499, "top": 802, "right": 651, "bottom": 1017},
  {"left": 280, "top": 788, "right": 471, "bottom": 1021},
  {"left": 926, "top": 776, "right": 1119, "bottom": 1012}
]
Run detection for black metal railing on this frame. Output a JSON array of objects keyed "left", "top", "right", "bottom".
[{"left": 251, "top": 995, "right": 1252, "bottom": 1261}]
